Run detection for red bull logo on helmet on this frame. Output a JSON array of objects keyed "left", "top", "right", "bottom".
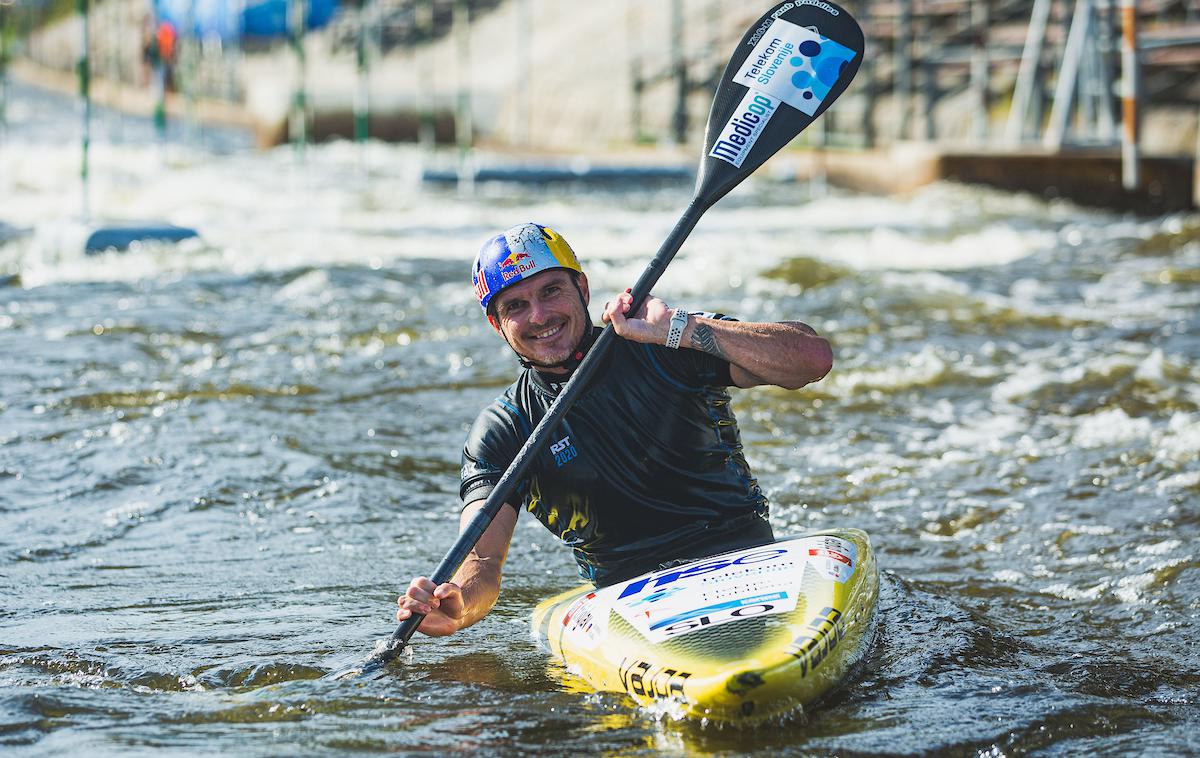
[
  {"left": 499, "top": 251, "right": 538, "bottom": 281},
  {"left": 500, "top": 252, "right": 533, "bottom": 268},
  {"left": 499, "top": 252, "right": 540, "bottom": 282}
]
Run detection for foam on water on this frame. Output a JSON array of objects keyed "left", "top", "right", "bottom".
[
  {"left": 4, "top": 135, "right": 1079, "bottom": 296},
  {"left": 1073, "top": 407, "right": 1155, "bottom": 448},
  {"left": 1157, "top": 413, "right": 1200, "bottom": 463}
]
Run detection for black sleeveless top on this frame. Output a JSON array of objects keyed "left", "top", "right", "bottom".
[{"left": 460, "top": 324, "right": 770, "bottom": 585}]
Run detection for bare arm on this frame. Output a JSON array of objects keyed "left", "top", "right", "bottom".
[
  {"left": 396, "top": 499, "right": 518, "bottom": 636},
  {"left": 601, "top": 291, "right": 832, "bottom": 390}
]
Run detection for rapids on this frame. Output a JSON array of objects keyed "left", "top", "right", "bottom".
[{"left": 2, "top": 80, "right": 1198, "bottom": 754}]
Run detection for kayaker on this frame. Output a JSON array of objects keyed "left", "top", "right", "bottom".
[{"left": 397, "top": 222, "right": 833, "bottom": 636}]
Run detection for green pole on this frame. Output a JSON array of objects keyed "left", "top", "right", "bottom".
[
  {"left": 354, "top": 0, "right": 369, "bottom": 145},
  {"left": 150, "top": 1, "right": 166, "bottom": 139},
  {"left": 515, "top": 0, "right": 529, "bottom": 147},
  {"left": 289, "top": 0, "right": 308, "bottom": 152},
  {"left": 416, "top": 0, "right": 433, "bottom": 152},
  {"left": 77, "top": 0, "right": 91, "bottom": 221},
  {"left": 175, "top": 0, "right": 198, "bottom": 146},
  {"left": 1, "top": 3, "right": 9, "bottom": 134},
  {"left": 454, "top": 0, "right": 472, "bottom": 189},
  {"left": 670, "top": 0, "right": 686, "bottom": 144}
]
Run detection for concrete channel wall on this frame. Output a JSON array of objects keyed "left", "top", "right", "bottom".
[{"left": 7, "top": 0, "right": 1200, "bottom": 212}]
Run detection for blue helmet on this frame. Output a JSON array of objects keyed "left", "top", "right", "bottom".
[{"left": 472, "top": 223, "right": 583, "bottom": 313}]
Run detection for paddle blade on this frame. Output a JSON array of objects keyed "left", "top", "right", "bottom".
[
  {"left": 695, "top": 1, "right": 864, "bottom": 206},
  {"left": 322, "top": 638, "right": 411, "bottom": 681}
]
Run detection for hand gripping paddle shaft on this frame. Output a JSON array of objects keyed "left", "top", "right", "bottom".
[{"left": 335, "top": 0, "right": 864, "bottom": 679}]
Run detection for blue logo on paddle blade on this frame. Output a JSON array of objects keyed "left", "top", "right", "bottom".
[
  {"left": 785, "top": 36, "right": 856, "bottom": 114},
  {"left": 732, "top": 19, "right": 857, "bottom": 116}
]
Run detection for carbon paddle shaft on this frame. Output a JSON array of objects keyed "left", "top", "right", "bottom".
[{"left": 383, "top": 198, "right": 710, "bottom": 657}]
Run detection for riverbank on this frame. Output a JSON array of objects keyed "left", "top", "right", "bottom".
[
  {"left": 8, "top": 58, "right": 257, "bottom": 136},
  {"left": 12, "top": 54, "right": 1196, "bottom": 214}
]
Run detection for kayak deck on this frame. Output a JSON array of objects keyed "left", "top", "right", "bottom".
[{"left": 532, "top": 529, "right": 879, "bottom": 723}]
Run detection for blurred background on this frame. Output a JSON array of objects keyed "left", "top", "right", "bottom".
[
  {"left": 1, "top": 0, "right": 1198, "bottom": 208},
  {"left": 1, "top": 2, "right": 1198, "bottom": 755}
]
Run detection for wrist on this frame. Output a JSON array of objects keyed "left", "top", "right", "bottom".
[{"left": 665, "top": 308, "right": 690, "bottom": 349}]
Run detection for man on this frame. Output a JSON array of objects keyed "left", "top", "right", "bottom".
[{"left": 397, "top": 222, "right": 832, "bottom": 636}]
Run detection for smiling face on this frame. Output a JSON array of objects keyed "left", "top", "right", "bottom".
[{"left": 489, "top": 269, "right": 591, "bottom": 373}]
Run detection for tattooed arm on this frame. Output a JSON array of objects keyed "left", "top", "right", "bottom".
[
  {"left": 683, "top": 316, "right": 831, "bottom": 389},
  {"left": 601, "top": 291, "right": 832, "bottom": 390}
]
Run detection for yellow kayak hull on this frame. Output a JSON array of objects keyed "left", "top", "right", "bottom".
[{"left": 531, "top": 529, "right": 879, "bottom": 724}]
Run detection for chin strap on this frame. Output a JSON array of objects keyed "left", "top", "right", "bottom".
[{"left": 517, "top": 323, "right": 597, "bottom": 374}]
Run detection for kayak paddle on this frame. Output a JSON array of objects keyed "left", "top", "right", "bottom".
[{"left": 329, "top": 0, "right": 863, "bottom": 680}]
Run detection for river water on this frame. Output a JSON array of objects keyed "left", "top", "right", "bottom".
[{"left": 2, "top": 81, "right": 1199, "bottom": 755}]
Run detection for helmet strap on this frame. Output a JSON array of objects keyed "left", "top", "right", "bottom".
[{"left": 520, "top": 323, "right": 597, "bottom": 374}]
